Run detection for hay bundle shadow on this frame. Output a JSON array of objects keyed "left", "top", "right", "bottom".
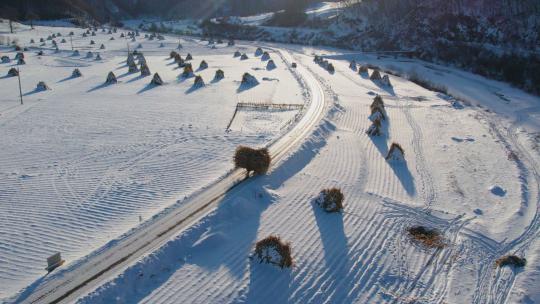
[
  {"left": 386, "top": 143, "right": 405, "bottom": 162},
  {"left": 105, "top": 72, "right": 117, "bottom": 84},
  {"left": 496, "top": 255, "right": 526, "bottom": 268},
  {"left": 407, "top": 226, "right": 446, "bottom": 249},
  {"left": 234, "top": 146, "right": 271, "bottom": 177},
  {"left": 315, "top": 188, "right": 344, "bottom": 213},
  {"left": 254, "top": 236, "right": 292, "bottom": 269}
]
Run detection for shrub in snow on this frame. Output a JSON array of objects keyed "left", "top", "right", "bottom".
[
  {"left": 241, "top": 73, "right": 259, "bottom": 86},
  {"left": 199, "top": 60, "right": 208, "bottom": 70},
  {"left": 370, "top": 69, "right": 382, "bottom": 80},
  {"left": 254, "top": 236, "right": 292, "bottom": 268},
  {"left": 36, "top": 81, "right": 50, "bottom": 91},
  {"left": 381, "top": 75, "right": 392, "bottom": 87},
  {"left": 105, "top": 72, "right": 117, "bottom": 84},
  {"left": 185, "top": 53, "right": 193, "bottom": 61},
  {"left": 72, "top": 50, "right": 80, "bottom": 56},
  {"left": 193, "top": 75, "right": 205, "bottom": 88},
  {"left": 140, "top": 63, "right": 151, "bottom": 76},
  {"left": 496, "top": 255, "right": 526, "bottom": 268},
  {"left": 234, "top": 146, "right": 271, "bottom": 177},
  {"left": 170, "top": 51, "right": 178, "bottom": 59},
  {"left": 90, "top": 40, "right": 95, "bottom": 45},
  {"left": 266, "top": 59, "right": 276, "bottom": 70},
  {"left": 255, "top": 47, "right": 263, "bottom": 56},
  {"left": 214, "top": 69, "right": 224, "bottom": 81},
  {"left": 2, "top": 56, "right": 11, "bottom": 63},
  {"left": 72, "top": 68, "right": 82, "bottom": 78},
  {"left": 240, "top": 53, "right": 248, "bottom": 60},
  {"left": 366, "top": 119, "right": 382, "bottom": 136},
  {"left": 407, "top": 226, "right": 446, "bottom": 249},
  {"left": 7, "top": 68, "right": 18, "bottom": 77},
  {"left": 86, "top": 51, "right": 93, "bottom": 58},
  {"left": 182, "top": 64, "right": 194, "bottom": 78},
  {"left": 315, "top": 188, "right": 344, "bottom": 213},
  {"left": 234, "top": 51, "right": 241, "bottom": 58},
  {"left": 100, "top": 44, "right": 105, "bottom": 50},
  {"left": 386, "top": 143, "right": 405, "bottom": 162},
  {"left": 151, "top": 73, "right": 164, "bottom": 85},
  {"left": 17, "top": 58, "right": 25, "bottom": 65},
  {"left": 349, "top": 60, "right": 357, "bottom": 70}
]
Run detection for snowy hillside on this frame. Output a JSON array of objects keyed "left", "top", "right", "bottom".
[{"left": 0, "top": 21, "right": 305, "bottom": 300}]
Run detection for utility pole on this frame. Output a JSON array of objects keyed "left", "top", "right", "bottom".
[
  {"left": 17, "top": 68, "right": 23, "bottom": 105},
  {"left": 70, "top": 36, "right": 73, "bottom": 51},
  {"left": 9, "top": 20, "right": 13, "bottom": 33}
]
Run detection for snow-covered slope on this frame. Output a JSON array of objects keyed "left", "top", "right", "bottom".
[{"left": 0, "top": 23, "right": 305, "bottom": 300}]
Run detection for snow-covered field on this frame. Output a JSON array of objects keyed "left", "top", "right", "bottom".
[
  {"left": 1, "top": 20, "right": 540, "bottom": 304},
  {"left": 75, "top": 47, "right": 540, "bottom": 303},
  {"left": 0, "top": 22, "right": 305, "bottom": 300}
]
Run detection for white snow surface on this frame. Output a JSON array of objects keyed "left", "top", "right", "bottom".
[{"left": 0, "top": 22, "right": 304, "bottom": 300}]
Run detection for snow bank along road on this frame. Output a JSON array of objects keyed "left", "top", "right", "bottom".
[{"left": 15, "top": 47, "right": 326, "bottom": 304}]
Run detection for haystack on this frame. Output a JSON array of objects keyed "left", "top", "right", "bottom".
[
  {"left": 174, "top": 53, "right": 183, "bottom": 64},
  {"left": 228, "top": 39, "right": 235, "bottom": 46},
  {"left": 61, "top": 38, "right": 67, "bottom": 43},
  {"left": 90, "top": 40, "right": 95, "bottom": 45},
  {"left": 370, "top": 69, "right": 382, "bottom": 80},
  {"left": 234, "top": 146, "right": 271, "bottom": 177},
  {"left": 72, "top": 68, "right": 82, "bottom": 78},
  {"left": 366, "top": 119, "right": 382, "bottom": 136},
  {"left": 327, "top": 63, "right": 335, "bottom": 73},
  {"left": 72, "top": 50, "right": 80, "bottom": 56},
  {"left": 386, "top": 143, "right": 405, "bottom": 162},
  {"left": 214, "top": 69, "right": 225, "bottom": 80},
  {"left": 315, "top": 188, "right": 344, "bottom": 213},
  {"left": 381, "top": 74, "right": 392, "bottom": 87},
  {"left": 17, "top": 58, "right": 25, "bottom": 65},
  {"left": 36, "top": 81, "right": 50, "bottom": 91},
  {"left": 254, "top": 236, "right": 292, "bottom": 268},
  {"left": 151, "top": 73, "right": 164, "bottom": 85},
  {"left": 105, "top": 72, "right": 117, "bottom": 84},
  {"left": 241, "top": 73, "right": 258, "bottom": 86},
  {"left": 140, "top": 63, "right": 151, "bottom": 76},
  {"left": 86, "top": 51, "right": 93, "bottom": 59},
  {"left": 193, "top": 75, "right": 205, "bottom": 87},
  {"left": 7, "top": 68, "right": 18, "bottom": 77},
  {"left": 100, "top": 44, "right": 105, "bottom": 50},
  {"left": 110, "top": 37, "right": 115, "bottom": 41},
  {"left": 261, "top": 51, "right": 271, "bottom": 61},
  {"left": 255, "top": 47, "right": 263, "bottom": 56},
  {"left": 199, "top": 60, "right": 208, "bottom": 70},
  {"left": 182, "top": 64, "right": 194, "bottom": 78},
  {"left": 95, "top": 53, "right": 102, "bottom": 60},
  {"left": 349, "top": 60, "right": 357, "bottom": 70},
  {"left": 266, "top": 60, "right": 276, "bottom": 70},
  {"left": 185, "top": 53, "right": 193, "bottom": 61},
  {"left": 234, "top": 51, "right": 241, "bottom": 57},
  {"left": 2, "top": 56, "right": 11, "bottom": 63},
  {"left": 170, "top": 51, "right": 178, "bottom": 59},
  {"left": 30, "top": 39, "right": 35, "bottom": 43},
  {"left": 15, "top": 52, "right": 24, "bottom": 60},
  {"left": 240, "top": 53, "right": 248, "bottom": 60}
]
